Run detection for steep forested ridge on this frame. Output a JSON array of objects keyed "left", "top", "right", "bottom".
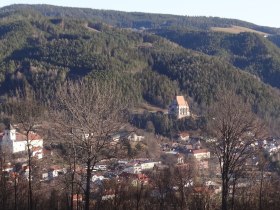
[
  {"left": 153, "top": 29, "right": 280, "bottom": 89},
  {"left": 0, "top": 4, "right": 280, "bottom": 131}
]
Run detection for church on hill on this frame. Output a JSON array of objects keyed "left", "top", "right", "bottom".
[{"left": 168, "top": 96, "right": 190, "bottom": 119}]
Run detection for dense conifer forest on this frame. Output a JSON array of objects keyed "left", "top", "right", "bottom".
[{"left": 0, "top": 4, "right": 280, "bottom": 132}]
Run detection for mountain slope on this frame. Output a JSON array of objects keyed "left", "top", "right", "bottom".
[
  {"left": 269, "top": 35, "right": 280, "bottom": 48},
  {"left": 0, "top": 6, "right": 280, "bottom": 132},
  {"left": 153, "top": 29, "right": 280, "bottom": 89}
]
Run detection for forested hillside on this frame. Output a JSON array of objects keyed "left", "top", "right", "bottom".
[
  {"left": 0, "top": 4, "right": 280, "bottom": 132},
  {"left": 269, "top": 35, "right": 280, "bottom": 48},
  {"left": 153, "top": 29, "right": 280, "bottom": 89}
]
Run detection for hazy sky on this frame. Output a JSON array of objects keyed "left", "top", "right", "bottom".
[{"left": 0, "top": 0, "right": 279, "bottom": 28}]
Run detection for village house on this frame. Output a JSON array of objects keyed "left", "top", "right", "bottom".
[
  {"left": 41, "top": 165, "right": 66, "bottom": 181},
  {"left": 49, "top": 165, "right": 66, "bottom": 179},
  {"left": 0, "top": 125, "right": 43, "bottom": 159},
  {"left": 185, "top": 144, "right": 193, "bottom": 150},
  {"left": 169, "top": 96, "right": 190, "bottom": 119},
  {"left": 123, "top": 164, "right": 142, "bottom": 174},
  {"left": 123, "top": 160, "right": 161, "bottom": 174},
  {"left": 110, "top": 130, "right": 145, "bottom": 143},
  {"left": 127, "top": 132, "right": 145, "bottom": 142},
  {"left": 92, "top": 173, "right": 106, "bottom": 183},
  {"left": 102, "top": 189, "right": 115, "bottom": 200},
  {"left": 205, "top": 180, "right": 222, "bottom": 194},
  {"left": 178, "top": 131, "right": 190, "bottom": 141},
  {"left": 140, "top": 160, "right": 161, "bottom": 170},
  {"left": 188, "top": 149, "right": 210, "bottom": 160},
  {"left": 2, "top": 162, "right": 13, "bottom": 172}
]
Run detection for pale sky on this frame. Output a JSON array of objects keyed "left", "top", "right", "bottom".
[{"left": 0, "top": 0, "right": 279, "bottom": 28}]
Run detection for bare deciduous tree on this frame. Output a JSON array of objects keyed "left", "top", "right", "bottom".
[
  {"left": 51, "top": 79, "right": 130, "bottom": 210},
  {"left": 172, "top": 162, "right": 196, "bottom": 210},
  {"left": 207, "top": 91, "right": 265, "bottom": 210},
  {"left": 12, "top": 94, "right": 44, "bottom": 210}
]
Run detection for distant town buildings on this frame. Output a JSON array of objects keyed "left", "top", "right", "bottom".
[{"left": 169, "top": 96, "right": 190, "bottom": 119}]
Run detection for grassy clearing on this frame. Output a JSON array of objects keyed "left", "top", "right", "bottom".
[
  {"left": 211, "top": 25, "right": 268, "bottom": 36},
  {"left": 132, "top": 103, "right": 168, "bottom": 114}
]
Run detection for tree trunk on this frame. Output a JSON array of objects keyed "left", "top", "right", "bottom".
[
  {"left": 70, "top": 151, "right": 76, "bottom": 210},
  {"left": 136, "top": 181, "right": 143, "bottom": 210},
  {"left": 1, "top": 170, "right": 7, "bottom": 210},
  {"left": 222, "top": 174, "right": 229, "bottom": 210},
  {"left": 231, "top": 178, "right": 236, "bottom": 210},
  {"left": 0, "top": 157, "right": 6, "bottom": 210},
  {"left": 27, "top": 143, "right": 33, "bottom": 210},
  {"left": 259, "top": 168, "right": 264, "bottom": 210},
  {"left": 85, "top": 160, "right": 92, "bottom": 210},
  {"left": 180, "top": 189, "right": 184, "bottom": 210},
  {"left": 14, "top": 176, "right": 18, "bottom": 210}
]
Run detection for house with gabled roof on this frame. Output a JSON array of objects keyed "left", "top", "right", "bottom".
[{"left": 169, "top": 96, "right": 190, "bottom": 119}]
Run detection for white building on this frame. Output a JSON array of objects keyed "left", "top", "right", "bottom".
[
  {"left": 0, "top": 125, "right": 43, "bottom": 159},
  {"left": 140, "top": 161, "right": 160, "bottom": 170},
  {"left": 123, "top": 165, "right": 142, "bottom": 174},
  {"left": 169, "top": 96, "right": 190, "bottom": 119},
  {"left": 92, "top": 174, "right": 106, "bottom": 183},
  {"left": 128, "top": 132, "right": 145, "bottom": 142},
  {"left": 123, "top": 160, "right": 160, "bottom": 174},
  {"left": 188, "top": 149, "right": 210, "bottom": 160}
]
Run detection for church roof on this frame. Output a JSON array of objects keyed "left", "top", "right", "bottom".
[
  {"left": 14, "top": 132, "right": 42, "bottom": 142},
  {"left": 0, "top": 131, "right": 42, "bottom": 142},
  {"left": 176, "top": 96, "right": 188, "bottom": 106}
]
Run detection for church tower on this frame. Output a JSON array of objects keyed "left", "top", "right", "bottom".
[{"left": 3, "top": 124, "right": 16, "bottom": 141}]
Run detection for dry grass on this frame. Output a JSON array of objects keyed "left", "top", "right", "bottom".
[
  {"left": 132, "top": 103, "right": 168, "bottom": 114},
  {"left": 211, "top": 25, "right": 268, "bottom": 36}
]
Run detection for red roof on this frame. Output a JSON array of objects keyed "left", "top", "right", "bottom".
[
  {"left": 176, "top": 96, "right": 188, "bottom": 106},
  {"left": 0, "top": 130, "right": 42, "bottom": 142},
  {"left": 15, "top": 132, "right": 42, "bottom": 142},
  {"left": 32, "top": 146, "right": 43, "bottom": 152}
]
